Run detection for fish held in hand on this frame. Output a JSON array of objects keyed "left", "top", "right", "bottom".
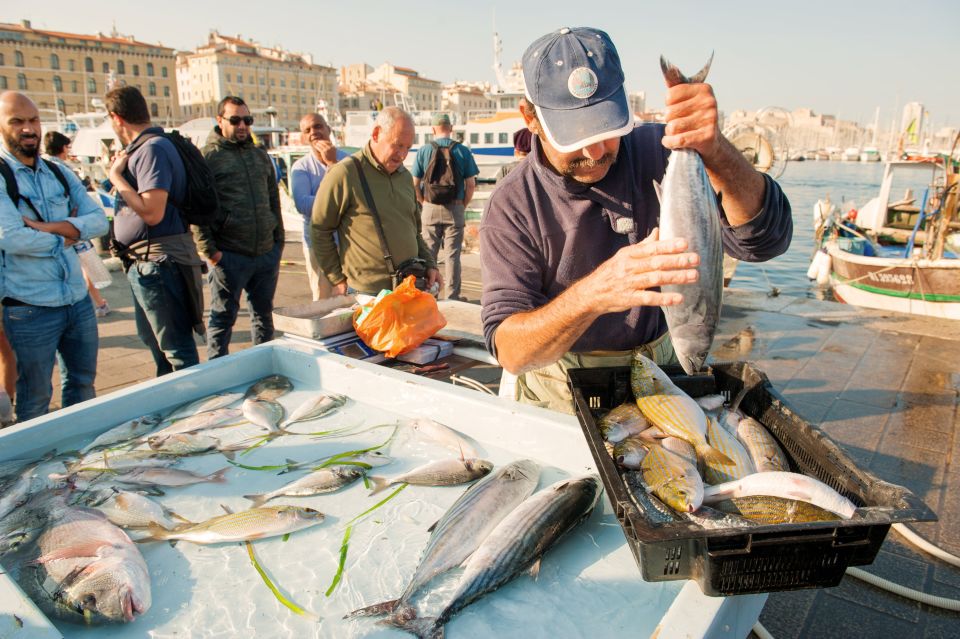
[
  {"left": 140, "top": 505, "right": 324, "bottom": 544},
  {"left": 703, "top": 471, "right": 857, "bottom": 518},
  {"left": 655, "top": 54, "right": 723, "bottom": 375},
  {"left": 369, "top": 458, "right": 494, "bottom": 495}
]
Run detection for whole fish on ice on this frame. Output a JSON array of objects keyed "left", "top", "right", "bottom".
[{"left": 656, "top": 54, "right": 723, "bottom": 375}]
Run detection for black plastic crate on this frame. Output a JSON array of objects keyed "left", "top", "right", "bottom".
[{"left": 569, "top": 362, "right": 937, "bottom": 596}]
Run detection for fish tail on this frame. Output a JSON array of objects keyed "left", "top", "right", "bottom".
[
  {"left": 379, "top": 607, "right": 440, "bottom": 639},
  {"left": 368, "top": 476, "right": 391, "bottom": 496},
  {"left": 698, "top": 443, "right": 735, "bottom": 467},
  {"left": 343, "top": 598, "right": 400, "bottom": 619},
  {"left": 243, "top": 493, "right": 269, "bottom": 508},
  {"left": 659, "top": 52, "right": 714, "bottom": 87},
  {"left": 136, "top": 523, "right": 171, "bottom": 543},
  {"left": 207, "top": 468, "right": 229, "bottom": 483},
  {"left": 168, "top": 509, "right": 193, "bottom": 525},
  {"left": 221, "top": 449, "right": 236, "bottom": 461}
]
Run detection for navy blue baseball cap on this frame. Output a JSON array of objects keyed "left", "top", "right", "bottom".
[{"left": 522, "top": 27, "right": 633, "bottom": 152}]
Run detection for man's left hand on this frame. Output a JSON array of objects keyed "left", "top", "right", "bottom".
[
  {"left": 426, "top": 267, "right": 443, "bottom": 291},
  {"left": 661, "top": 83, "right": 721, "bottom": 161}
]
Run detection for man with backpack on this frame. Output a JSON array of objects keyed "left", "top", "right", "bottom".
[
  {"left": 0, "top": 91, "right": 109, "bottom": 421},
  {"left": 106, "top": 86, "right": 205, "bottom": 376},
  {"left": 195, "top": 96, "right": 283, "bottom": 358},
  {"left": 412, "top": 113, "right": 479, "bottom": 301}
]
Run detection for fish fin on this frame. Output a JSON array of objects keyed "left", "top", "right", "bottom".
[
  {"left": 167, "top": 509, "right": 193, "bottom": 525},
  {"left": 528, "top": 558, "right": 542, "bottom": 580},
  {"left": 134, "top": 523, "right": 171, "bottom": 543},
  {"left": 343, "top": 599, "right": 400, "bottom": 619},
  {"left": 638, "top": 428, "right": 667, "bottom": 442},
  {"left": 221, "top": 449, "right": 236, "bottom": 461},
  {"left": 659, "top": 52, "right": 714, "bottom": 87},
  {"left": 207, "top": 468, "right": 229, "bottom": 483},
  {"left": 698, "top": 443, "right": 735, "bottom": 467},
  {"left": 243, "top": 494, "right": 269, "bottom": 508},
  {"left": 368, "top": 476, "right": 391, "bottom": 496},
  {"left": 31, "top": 541, "right": 109, "bottom": 564},
  {"left": 426, "top": 519, "right": 439, "bottom": 533},
  {"left": 652, "top": 180, "right": 663, "bottom": 205},
  {"left": 380, "top": 608, "right": 440, "bottom": 639},
  {"left": 286, "top": 458, "right": 300, "bottom": 467}
]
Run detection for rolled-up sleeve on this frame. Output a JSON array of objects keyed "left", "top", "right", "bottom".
[{"left": 720, "top": 173, "right": 793, "bottom": 262}]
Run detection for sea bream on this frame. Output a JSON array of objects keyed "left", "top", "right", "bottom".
[
  {"left": 281, "top": 393, "right": 347, "bottom": 427},
  {"left": 656, "top": 54, "right": 723, "bottom": 375},
  {"left": 347, "top": 459, "right": 541, "bottom": 620},
  {"left": 369, "top": 458, "right": 494, "bottom": 495},
  {"left": 78, "top": 414, "right": 163, "bottom": 454}
]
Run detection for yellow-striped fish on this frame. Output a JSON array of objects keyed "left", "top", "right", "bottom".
[
  {"left": 659, "top": 436, "right": 698, "bottom": 469},
  {"left": 704, "top": 416, "right": 755, "bottom": 484},
  {"left": 737, "top": 417, "right": 790, "bottom": 472},
  {"left": 640, "top": 446, "right": 703, "bottom": 513},
  {"left": 140, "top": 506, "right": 324, "bottom": 544},
  {"left": 716, "top": 496, "right": 839, "bottom": 524},
  {"left": 598, "top": 402, "right": 649, "bottom": 443},
  {"left": 632, "top": 353, "right": 733, "bottom": 466}
]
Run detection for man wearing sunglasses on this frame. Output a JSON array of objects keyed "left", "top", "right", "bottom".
[{"left": 195, "top": 96, "right": 283, "bottom": 358}]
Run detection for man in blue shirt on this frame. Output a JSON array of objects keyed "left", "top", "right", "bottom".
[
  {"left": 290, "top": 113, "right": 348, "bottom": 300},
  {"left": 106, "top": 86, "right": 204, "bottom": 376},
  {"left": 412, "top": 113, "right": 479, "bottom": 300},
  {"left": 0, "top": 91, "right": 109, "bottom": 422}
]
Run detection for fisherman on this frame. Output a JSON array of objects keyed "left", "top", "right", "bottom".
[
  {"left": 481, "top": 27, "right": 793, "bottom": 413},
  {"left": 0, "top": 91, "right": 109, "bottom": 421}
]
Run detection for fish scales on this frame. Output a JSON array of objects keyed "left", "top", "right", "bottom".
[
  {"left": 737, "top": 417, "right": 790, "bottom": 472},
  {"left": 703, "top": 417, "right": 755, "bottom": 484},
  {"left": 657, "top": 55, "right": 724, "bottom": 375}
]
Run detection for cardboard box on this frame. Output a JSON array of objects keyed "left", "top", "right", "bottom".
[{"left": 272, "top": 295, "right": 357, "bottom": 340}]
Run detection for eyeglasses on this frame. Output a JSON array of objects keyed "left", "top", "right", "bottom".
[{"left": 223, "top": 115, "right": 254, "bottom": 126}]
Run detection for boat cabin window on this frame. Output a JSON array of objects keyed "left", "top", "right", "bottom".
[
  {"left": 424, "top": 133, "right": 434, "bottom": 144},
  {"left": 470, "top": 133, "right": 479, "bottom": 145},
  {"left": 484, "top": 133, "right": 494, "bottom": 144},
  {"left": 454, "top": 132, "right": 465, "bottom": 143},
  {"left": 499, "top": 133, "right": 509, "bottom": 144}
]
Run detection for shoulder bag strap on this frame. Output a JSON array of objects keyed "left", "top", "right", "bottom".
[{"left": 349, "top": 155, "right": 397, "bottom": 275}]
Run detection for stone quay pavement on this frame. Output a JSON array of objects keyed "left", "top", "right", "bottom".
[{"left": 43, "top": 244, "right": 960, "bottom": 638}]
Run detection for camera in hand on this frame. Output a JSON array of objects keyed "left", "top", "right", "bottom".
[{"left": 393, "top": 257, "right": 431, "bottom": 292}]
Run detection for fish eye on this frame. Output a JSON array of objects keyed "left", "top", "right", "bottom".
[
  {"left": 82, "top": 594, "right": 97, "bottom": 608},
  {"left": 678, "top": 490, "right": 687, "bottom": 497}
]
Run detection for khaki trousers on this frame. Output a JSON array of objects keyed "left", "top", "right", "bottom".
[
  {"left": 302, "top": 238, "right": 333, "bottom": 301},
  {"left": 515, "top": 333, "right": 679, "bottom": 415}
]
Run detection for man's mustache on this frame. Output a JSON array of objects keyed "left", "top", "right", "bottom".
[{"left": 567, "top": 153, "right": 615, "bottom": 170}]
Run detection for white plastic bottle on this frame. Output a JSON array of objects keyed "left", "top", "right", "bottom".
[{"left": 75, "top": 240, "right": 112, "bottom": 289}]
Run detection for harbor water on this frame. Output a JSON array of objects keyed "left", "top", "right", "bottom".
[{"left": 728, "top": 161, "right": 886, "bottom": 299}]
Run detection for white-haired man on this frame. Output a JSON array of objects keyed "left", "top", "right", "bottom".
[{"left": 311, "top": 106, "right": 440, "bottom": 296}]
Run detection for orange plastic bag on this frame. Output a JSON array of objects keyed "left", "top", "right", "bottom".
[{"left": 353, "top": 276, "right": 447, "bottom": 358}]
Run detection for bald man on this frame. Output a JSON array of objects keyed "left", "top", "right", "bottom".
[
  {"left": 290, "top": 113, "right": 349, "bottom": 300},
  {"left": 0, "top": 92, "right": 109, "bottom": 422}
]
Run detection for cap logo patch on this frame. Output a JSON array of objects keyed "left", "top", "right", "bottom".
[{"left": 568, "top": 67, "right": 598, "bottom": 100}]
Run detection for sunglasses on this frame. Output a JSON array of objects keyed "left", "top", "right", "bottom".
[{"left": 224, "top": 115, "right": 254, "bottom": 126}]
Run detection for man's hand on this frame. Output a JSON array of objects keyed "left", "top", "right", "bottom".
[
  {"left": 332, "top": 280, "right": 348, "bottom": 296},
  {"left": 426, "top": 267, "right": 443, "bottom": 291},
  {"left": 22, "top": 216, "right": 79, "bottom": 245},
  {"left": 207, "top": 251, "right": 222, "bottom": 267},
  {"left": 662, "top": 83, "right": 721, "bottom": 161},
  {"left": 312, "top": 139, "right": 338, "bottom": 166},
  {"left": 108, "top": 150, "right": 129, "bottom": 184},
  {"left": 576, "top": 229, "right": 699, "bottom": 312}
]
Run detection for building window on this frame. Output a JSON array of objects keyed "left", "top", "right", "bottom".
[
  {"left": 161, "top": 66, "right": 168, "bottom": 78},
  {"left": 17, "top": 74, "right": 27, "bottom": 90},
  {"left": 71, "top": 80, "right": 78, "bottom": 93},
  {"left": 0, "top": 77, "right": 7, "bottom": 90},
  {"left": 499, "top": 132, "right": 509, "bottom": 144},
  {"left": 149, "top": 82, "right": 156, "bottom": 96},
  {"left": 248, "top": 76, "right": 253, "bottom": 84},
  {"left": 68, "top": 59, "right": 75, "bottom": 71},
  {"left": 85, "top": 57, "right": 93, "bottom": 72},
  {"left": 151, "top": 103, "right": 158, "bottom": 117},
  {"left": 0, "top": 54, "right": 4, "bottom": 66},
  {"left": 15, "top": 51, "right": 24, "bottom": 67},
  {"left": 470, "top": 132, "right": 479, "bottom": 145},
  {"left": 53, "top": 76, "right": 63, "bottom": 91},
  {"left": 102, "top": 62, "right": 110, "bottom": 74},
  {"left": 117, "top": 60, "right": 125, "bottom": 74},
  {"left": 50, "top": 53, "right": 60, "bottom": 70},
  {"left": 226, "top": 73, "right": 231, "bottom": 82},
  {"left": 236, "top": 75, "right": 243, "bottom": 84},
  {"left": 57, "top": 98, "right": 65, "bottom": 112},
  {"left": 147, "top": 63, "right": 154, "bottom": 76},
  {"left": 164, "top": 86, "right": 170, "bottom": 97},
  {"left": 87, "top": 77, "right": 96, "bottom": 92},
  {"left": 133, "top": 64, "right": 139, "bottom": 76}
]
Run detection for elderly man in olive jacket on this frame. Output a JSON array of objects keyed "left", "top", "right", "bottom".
[{"left": 194, "top": 96, "right": 283, "bottom": 358}]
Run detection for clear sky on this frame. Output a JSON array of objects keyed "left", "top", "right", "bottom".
[{"left": 7, "top": 0, "right": 959, "bottom": 129}]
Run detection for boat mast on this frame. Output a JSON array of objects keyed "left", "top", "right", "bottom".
[{"left": 929, "top": 133, "right": 960, "bottom": 261}]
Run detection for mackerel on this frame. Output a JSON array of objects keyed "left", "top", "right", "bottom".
[
  {"left": 387, "top": 475, "right": 601, "bottom": 639},
  {"left": 347, "top": 460, "right": 540, "bottom": 619},
  {"left": 656, "top": 54, "right": 723, "bottom": 374}
]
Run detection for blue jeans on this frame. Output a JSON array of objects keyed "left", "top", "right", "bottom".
[
  {"left": 127, "top": 259, "right": 200, "bottom": 376},
  {"left": 3, "top": 298, "right": 98, "bottom": 422},
  {"left": 207, "top": 242, "right": 281, "bottom": 359}
]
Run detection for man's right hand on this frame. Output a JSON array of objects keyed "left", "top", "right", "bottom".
[
  {"left": 576, "top": 228, "right": 700, "bottom": 312},
  {"left": 332, "top": 280, "right": 348, "bottom": 296},
  {"left": 312, "top": 140, "right": 338, "bottom": 166}
]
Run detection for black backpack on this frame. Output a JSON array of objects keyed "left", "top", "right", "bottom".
[
  {"left": 126, "top": 130, "right": 220, "bottom": 227},
  {"left": 422, "top": 141, "right": 461, "bottom": 205},
  {"left": 0, "top": 157, "right": 71, "bottom": 220}
]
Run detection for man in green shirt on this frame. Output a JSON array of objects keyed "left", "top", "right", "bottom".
[{"left": 311, "top": 107, "right": 440, "bottom": 295}]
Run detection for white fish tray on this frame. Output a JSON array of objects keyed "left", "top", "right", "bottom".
[{"left": 0, "top": 340, "right": 763, "bottom": 638}]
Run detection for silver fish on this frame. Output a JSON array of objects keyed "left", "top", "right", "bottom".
[
  {"left": 78, "top": 414, "right": 163, "bottom": 454},
  {"left": 347, "top": 460, "right": 540, "bottom": 619},
  {"left": 613, "top": 437, "right": 649, "bottom": 469},
  {"left": 369, "top": 458, "right": 494, "bottom": 495},
  {"left": 598, "top": 402, "right": 649, "bottom": 443},
  {"left": 147, "top": 433, "right": 222, "bottom": 457},
  {"left": 69, "top": 449, "right": 176, "bottom": 472},
  {"left": 113, "top": 466, "right": 229, "bottom": 488},
  {"left": 399, "top": 418, "right": 481, "bottom": 459},
  {"left": 141, "top": 505, "right": 324, "bottom": 544},
  {"left": 703, "top": 471, "right": 857, "bottom": 518},
  {"left": 387, "top": 475, "right": 601, "bottom": 639},
  {"left": 18, "top": 499, "right": 151, "bottom": 624},
  {"left": 242, "top": 398, "right": 285, "bottom": 432},
  {"left": 736, "top": 417, "right": 790, "bottom": 473},
  {"left": 87, "top": 489, "right": 190, "bottom": 530},
  {"left": 165, "top": 392, "right": 244, "bottom": 421},
  {"left": 151, "top": 408, "right": 244, "bottom": 439},
  {"left": 243, "top": 466, "right": 365, "bottom": 507},
  {"left": 244, "top": 374, "right": 294, "bottom": 401},
  {"left": 281, "top": 393, "right": 347, "bottom": 427},
  {"left": 656, "top": 54, "right": 723, "bottom": 374}
]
